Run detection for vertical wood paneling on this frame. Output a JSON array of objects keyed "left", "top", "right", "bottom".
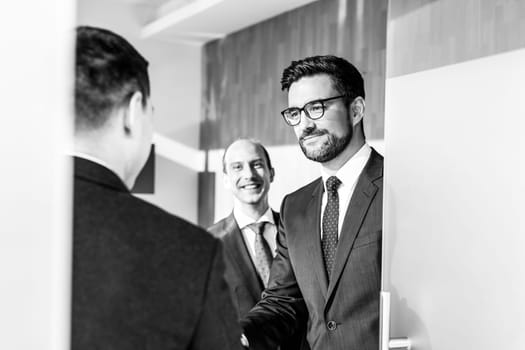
[
  {"left": 198, "top": 171, "right": 215, "bottom": 228},
  {"left": 387, "top": 0, "right": 525, "bottom": 77},
  {"left": 201, "top": 0, "right": 388, "bottom": 149}
]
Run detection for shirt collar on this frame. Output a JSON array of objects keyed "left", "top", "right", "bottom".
[
  {"left": 71, "top": 152, "right": 117, "bottom": 176},
  {"left": 321, "top": 143, "right": 371, "bottom": 190},
  {"left": 233, "top": 206, "right": 275, "bottom": 229}
]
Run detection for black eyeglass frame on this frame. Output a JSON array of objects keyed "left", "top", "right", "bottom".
[{"left": 280, "top": 95, "right": 347, "bottom": 126}]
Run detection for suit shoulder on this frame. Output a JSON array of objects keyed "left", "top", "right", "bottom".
[
  {"left": 208, "top": 216, "right": 233, "bottom": 239},
  {"left": 97, "top": 193, "right": 220, "bottom": 255},
  {"left": 285, "top": 177, "right": 322, "bottom": 201},
  {"left": 208, "top": 217, "right": 226, "bottom": 236}
]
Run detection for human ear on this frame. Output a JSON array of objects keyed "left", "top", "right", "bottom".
[
  {"left": 350, "top": 97, "right": 365, "bottom": 127},
  {"left": 123, "top": 91, "right": 144, "bottom": 135}
]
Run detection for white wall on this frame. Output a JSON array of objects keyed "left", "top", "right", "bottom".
[
  {"left": 0, "top": 1, "right": 74, "bottom": 349},
  {"left": 383, "top": 49, "right": 525, "bottom": 349},
  {"left": 77, "top": 0, "right": 202, "bottom": 223}
]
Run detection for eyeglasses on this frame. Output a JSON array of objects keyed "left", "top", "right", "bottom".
[{"left": 280, "top": 95, "right": 346, "bottom": 126}]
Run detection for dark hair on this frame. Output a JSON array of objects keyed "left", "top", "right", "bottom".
[
  {"left": 75, "top": 26, "right": 150, "bottom": 130},
  {"left": 222, "top": 138, "right": 273, "bottom": 174},
  {"left": 280, "top": 55, "right": 365, "bottom": 101}
]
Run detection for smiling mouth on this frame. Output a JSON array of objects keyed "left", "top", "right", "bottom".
[{"left": 240, "top": 183, "right": 262, "bottom": 190}]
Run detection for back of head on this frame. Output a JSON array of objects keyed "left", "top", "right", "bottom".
[
  {"left": 280, "top": 55, "right": 365, "bottom": 102},
  {"left": 75, "top": 26, "right": 150, "bottom": 132}
]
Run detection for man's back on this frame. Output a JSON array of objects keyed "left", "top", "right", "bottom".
[{"left": 72, "top": 157, "right": 241, "bottom": 350}]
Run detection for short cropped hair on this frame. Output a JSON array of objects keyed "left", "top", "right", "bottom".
[
  {"left": 222, "top": 139, "right": 273, "bottom": 174},
  {"left": 75, "top": 26, "right": 150, "bottom": 130},
  {"left": 280, "top": 55, "right": 365, "bottom": 101}
]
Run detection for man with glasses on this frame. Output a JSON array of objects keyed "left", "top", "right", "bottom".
[{"left": 241, "top": 55, "right": 383, "bottom": 350}]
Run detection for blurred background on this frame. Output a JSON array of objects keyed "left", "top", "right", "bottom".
[{"left": 75, "top": 0, "right": 388, "bottom": 227}]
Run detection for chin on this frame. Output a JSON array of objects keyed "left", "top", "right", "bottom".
[
  {"left": 301, "top": 144, "right": 329, "bottom": 162},
  {"left": 301, "top": 132, "right": 351, "bottom": 163},
  {"left": 237, "top": 194, "right": 262, "bottom": 205},
  {"left": 244, "top": 196, "right": 262, "bottom": 205}
]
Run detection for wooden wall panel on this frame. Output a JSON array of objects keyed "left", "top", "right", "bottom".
[
  {"left": 201, "top": 0, "right": 388, "bottom": 149},
  {"left": 387, "top": 0, "right": 525, "bottom": 77},
  {"left": 197, "top": 171, "right": 215, "bottom": 228}
]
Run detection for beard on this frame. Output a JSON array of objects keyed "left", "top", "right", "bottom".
[{"left": 299, "top": 126, "right": 352, "bottom": 163}]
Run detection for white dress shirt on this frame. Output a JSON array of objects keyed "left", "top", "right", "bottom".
[
  {"left": 233, "top": 207, "right": 278, "bottom": 261},
  {"left": 320, "top": 143, "right": 372, "bottom": 238}
]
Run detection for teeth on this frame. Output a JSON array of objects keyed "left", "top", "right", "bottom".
[{"left": 242, "top": 184, "right": 258, "bottom": 189}]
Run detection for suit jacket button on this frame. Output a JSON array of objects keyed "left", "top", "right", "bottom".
[{"left": 327, "top": 320, "right": 337, "bottom": 331}]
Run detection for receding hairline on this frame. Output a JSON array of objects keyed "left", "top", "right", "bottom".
[{"left": 222, "top": 138, "right": 273, "bottom": 173}]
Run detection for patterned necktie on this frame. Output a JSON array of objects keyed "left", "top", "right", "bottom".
[
  {"left": 250, "top": 222, "right": 273, "bottom": 287},
  {"left": 321, "top": 176, "right": 342, "bottom": 281}
]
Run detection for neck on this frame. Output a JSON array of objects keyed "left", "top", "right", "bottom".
[
  {"left": 236, "top": 200, "right": 270, "bottom": 221},
  {"left": 321, "top": 133, "right": 365, "bottom": 174},
  {"left": 74, "top": 135, "right": 134, "bottom": 189}
]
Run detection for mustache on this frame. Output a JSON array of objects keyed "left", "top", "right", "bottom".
[{"left": 299, "top": 128, "right": 327, "bottom": 142}]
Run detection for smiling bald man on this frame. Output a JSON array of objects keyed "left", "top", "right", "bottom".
[{"left": 209, "top": 138, "right": 304, "bottom": 350}]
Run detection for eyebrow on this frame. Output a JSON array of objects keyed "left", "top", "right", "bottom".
[
  {"left": 288, "top": 96, "right": 327, "bottom": 109},
  {"left": 228, "top": 158, "right": 264, "bottom": 165}
]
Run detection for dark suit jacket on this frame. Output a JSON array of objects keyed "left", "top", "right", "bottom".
[
  {"left": 242, "top": 149, "right": 383, "bottom": 350},
  {"left": 209, "top": 212, "right": 306, "bottom": 350},
  {"left": 72, "top": 157, "right": 242, "bottom": 350}
]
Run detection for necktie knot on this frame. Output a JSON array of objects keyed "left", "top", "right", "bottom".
[
  {"left": 326, "top": 176, "right": 341, "bottom": 194},
  {"left": 249, "top": 222, "right": 267, "bottom": 236}
]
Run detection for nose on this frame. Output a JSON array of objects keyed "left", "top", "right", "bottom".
[
  {"left": 240, "top": 164, "right": 256, "bottom": 178},
  {"left": 295, "top": 110, "right": 315, "bottom": 133}
]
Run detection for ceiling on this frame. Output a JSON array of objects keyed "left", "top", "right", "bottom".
[{"left": 125, "top": 0, "right": 321, "bottom": 44}]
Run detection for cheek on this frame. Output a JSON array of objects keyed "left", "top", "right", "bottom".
[
  {"left": 326, "top": 119, "right": 350, "bottom": 137},
  {"left": 293, "top": 126, "right": 302, "bottom": 139},
  {"left": 223, "top": 175, "right": 235, "bottom": 190},
  {"left": 259, "top": 172, "right": 271, "bottom": 184}
]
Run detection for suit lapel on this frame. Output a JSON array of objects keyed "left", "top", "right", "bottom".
[
  {"left": 305, "top": 179, "right": 329, "bottom": 298},
  {"left": 271, "top": 210, "right": 280, "bottom": 229},
  {"left": 326, "top": 149, "right": 382, "bottom": 302},
  {"left": 222, "top": 214, "right": 262, "bottom": 300}
]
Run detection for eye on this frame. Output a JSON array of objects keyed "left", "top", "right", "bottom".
[
  {"left": 308, "top": 101, "right": 324, "bottom": 113},
  {"left": 287, "top": 108, "right": 301, "bottom": 119},
  {"left": 230, "top": 163, "right": 242, "bottom": 171},
  {"left": 253, "top": 161, "right": 264, "bottom": 169}
]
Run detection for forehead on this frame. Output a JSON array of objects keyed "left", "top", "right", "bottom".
[
  {"left": 288, "top": 74, "right": 337, "bottom": 107},
  {"left": 224, "top": 141, "right": 265, "bottom": 164}
]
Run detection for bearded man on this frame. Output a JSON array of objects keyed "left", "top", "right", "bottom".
[{"left": 241, "top": 55, "right": 383, "bottom": 350}]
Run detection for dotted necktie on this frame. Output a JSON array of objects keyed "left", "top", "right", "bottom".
[
  {"left": 250, "top": 222, "right": 273, "bottom": 287},
  {"left": 321, "top": 176, "right": 342, "bottom": 281}
]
